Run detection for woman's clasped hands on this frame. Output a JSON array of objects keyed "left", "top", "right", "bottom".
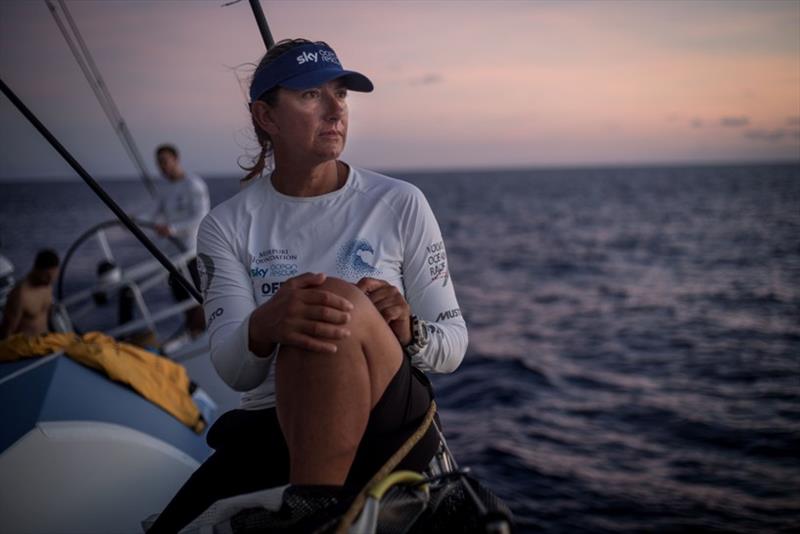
[{"left": 248, "top": 272, "right": 353, "bottom": 355}]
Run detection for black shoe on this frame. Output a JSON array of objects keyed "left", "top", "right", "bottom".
[{"left": 230, "top": 485, "right": 353, "bottom": 534}]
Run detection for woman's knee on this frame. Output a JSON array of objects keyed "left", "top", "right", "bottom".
[
  {"left": 317, "top": 277, "right": 383, "bottom": 328},
  {"left": 280, "top": 276, "right": 401, "bottom": 380},
  {"left": 288, "top": 276, "right": 401, "bottom": 373},
  {"left": 317, "top": 277, "right": 368, "bottom": 306}
]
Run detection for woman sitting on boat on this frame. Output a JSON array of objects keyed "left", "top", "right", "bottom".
[{"left": 149, "top": 38, "right": 467, "bottom": 533}]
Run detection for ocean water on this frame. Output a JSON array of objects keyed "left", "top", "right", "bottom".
[{"left": 1, "top": 163, "right": 799, "bottom": 532}]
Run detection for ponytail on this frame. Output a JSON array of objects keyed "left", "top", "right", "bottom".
[{"left": 241, "top": 141, "right": 269, "bottom": 183}]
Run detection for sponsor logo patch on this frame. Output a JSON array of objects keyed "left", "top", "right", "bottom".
[
  {"left": 249, "top": 264, "right": 298, "bottom": 279},
  {"left": 436, "top": 308, "right": 461, "bottom": 322},
  {"left": 250, "top": 266, "right": 270, "bottom": 278},
  {"left": 270, "top": 263, "right": 298, "bottom": 277},
  {"left": 252, "top": 249, "right": 298, "bottom": 265},
  {"left": 197, "top": 253, "right": 215, "bottom": 295},
  {"left": 207, "top": 307, "right": 224, "bottom": 327},
  {"left": 425, "top": 241, "right": 449, "bottom": 286},
  {"left": 249, "top": 249, "right": 300, "bottom": 288},
  {"left": 337, "top": 239, "right": 380, "bottom": 279},
  {"left": 296, "top": 49, "right": 341, "bottom": 66},
  {"left": 296, "top": 51, "right": 319, "bottom": 64},
  {"left": 261, "top": 282, "right": 284, "bottom": 296}
]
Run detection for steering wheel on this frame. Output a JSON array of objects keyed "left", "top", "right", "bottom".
[{"left": 56, "top": 219, "right": 188, "bottom": 339}]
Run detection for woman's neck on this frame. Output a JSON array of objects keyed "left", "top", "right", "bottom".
[{"left": 271, "top": 159, "right": 347, "bottom": 197}]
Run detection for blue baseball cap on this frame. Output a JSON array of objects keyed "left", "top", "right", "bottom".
[{"left": 249, "top": 43, "right": 374, "bottom": 103}]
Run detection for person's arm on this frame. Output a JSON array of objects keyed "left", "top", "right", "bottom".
[
  {"left": 403, "top": 188, "right": 469, "bottom": 373},
  {"left": 137, "top": 191, "right": 165, "bottom": 224},
  {"left": 197, "top": 215, "right": 271, "bottom": 391},
  {"left": 358, "top": 187, "right": 467, "bottom": 373},
  {"left": 167, "top": 179, "right": 210, "bottom": 234},
  {"left": 0, "top": 286, "right": 23, "bottom": 339},
  {"left": 399, "top": 186, "right": 468, "bottom": 373}
]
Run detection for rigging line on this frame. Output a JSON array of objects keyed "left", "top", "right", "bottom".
[
  {"left": 0, "top": 77, "right": 203, "bottom": 305},
  {"left": 55, "top": 0, "right": 153, "bottom": 189},
  {"left": 48, "top": 0, "right": 156, "bottom": 197},
  {"left": 45, "top": 0, "right": 157, "bottom": 197},
  {"left": 44, "top": 2, "right": 115, "bottom": 135},
  {"left": 46, "top": 2, "right": 140, "bottom": 188},
  {"left": 51, "top": 0, "right": 156, "bottom": 197}
]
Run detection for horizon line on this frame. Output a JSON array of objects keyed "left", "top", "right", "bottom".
[{"left": 0, "top": 158, "right": 798, "bottom": 183}]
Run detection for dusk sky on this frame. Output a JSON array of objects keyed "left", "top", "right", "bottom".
[{"left": 1, "top": 0, "right": 798, "bottom": 180}]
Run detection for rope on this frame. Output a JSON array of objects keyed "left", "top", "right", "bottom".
[
  {"left": 334, "top": 400, "right": 438, "bottom": 534},
  {"left": 45, "top": 0, "right": 156, "bottom": 196}
]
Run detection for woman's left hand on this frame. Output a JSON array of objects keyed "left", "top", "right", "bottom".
[{"left": 356, "top": 277, "right": 412, "bottom": 346}]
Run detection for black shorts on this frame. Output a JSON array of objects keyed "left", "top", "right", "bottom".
[
  {"left": 208, "top": 354, "right": 439, "bottom": 487},
  {"left": 147, "top": 356, "right": 439, "bottom": 533},
  {"left": 170, "top": 257, "right": 201, "bottom": 302},
  {"left": 344, "top": 353, "right": 439, "bottom": 485}
]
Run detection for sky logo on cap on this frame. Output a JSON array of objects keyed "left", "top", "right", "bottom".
[
  {"left": 319, "top": 50, "right": 341, "bottom": 66},
  {"left": 296, "top": 51, "right": 319, "bottom": 64},
  {"left": 296, "top": 48, "right": 342, "bottom": 67}
]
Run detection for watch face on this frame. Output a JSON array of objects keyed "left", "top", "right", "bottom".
[
  {"left": 415, "top": 317, "right": 429, "bottom": 346},
  {"left": 405, "top": 315, "right": 427, "bottom": 355}
]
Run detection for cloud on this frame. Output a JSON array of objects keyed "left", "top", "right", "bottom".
[
  {"left": 720, "top": 116, "right": 750, "bottom": 127},
  {"left": 744, "top": 129, "right": 786, "bottom": 142},
  {"left": 409, "top": 73, "right": 443, "bottom": 86},
  {"left": 690, "top": 117, "right": 704, "bottom": 128},
  {"left": 787, "top": 116, "right": 800, "bottom": 127}
]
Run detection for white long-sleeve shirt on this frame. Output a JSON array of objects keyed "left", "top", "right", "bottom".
[
  {"left": 196, "top": 166, "right": 467, "bottom": 410},
  {"left": 145, "top": 173, "right": 210, "bottom": 254}
]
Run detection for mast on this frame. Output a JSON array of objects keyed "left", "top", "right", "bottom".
[{"left": 248, "top": 0, "right": 275, "bottom": 49}]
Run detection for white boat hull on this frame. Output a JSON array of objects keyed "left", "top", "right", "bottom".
[{"left": 0, "top": 421, "right": 199, "bottom": 534}]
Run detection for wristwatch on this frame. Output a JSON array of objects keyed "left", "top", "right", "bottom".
[{"left": 404, "top": 315, "right": 430, "bottom": 357}]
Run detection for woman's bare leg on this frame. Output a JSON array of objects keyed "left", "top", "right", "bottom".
[{"left": 275, "top": 277, "right": 402, "bottom": 485}]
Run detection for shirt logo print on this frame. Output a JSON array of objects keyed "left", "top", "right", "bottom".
[{"left": 337, "top": 239, "right": 380, "bottom": 279}]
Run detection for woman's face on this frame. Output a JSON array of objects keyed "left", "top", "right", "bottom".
[{"left": 256, "top": 78, "right": 349, "bottom": 165}]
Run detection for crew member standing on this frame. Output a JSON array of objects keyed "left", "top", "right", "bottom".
[{"left": 149, "top": 144, "right": 210, "bottom": 336}]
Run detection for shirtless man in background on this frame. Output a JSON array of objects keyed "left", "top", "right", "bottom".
[{"left": 0, "top": 249, "right": 60, "bottom": 339}]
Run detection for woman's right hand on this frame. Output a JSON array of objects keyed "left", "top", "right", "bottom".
[{"left": 248, "top": 272, "right": 353, "bottom": 355}]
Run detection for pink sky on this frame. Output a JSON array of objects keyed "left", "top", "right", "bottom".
[{"left": 1, "top": 0, "right": 798, "bottom": 179}]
